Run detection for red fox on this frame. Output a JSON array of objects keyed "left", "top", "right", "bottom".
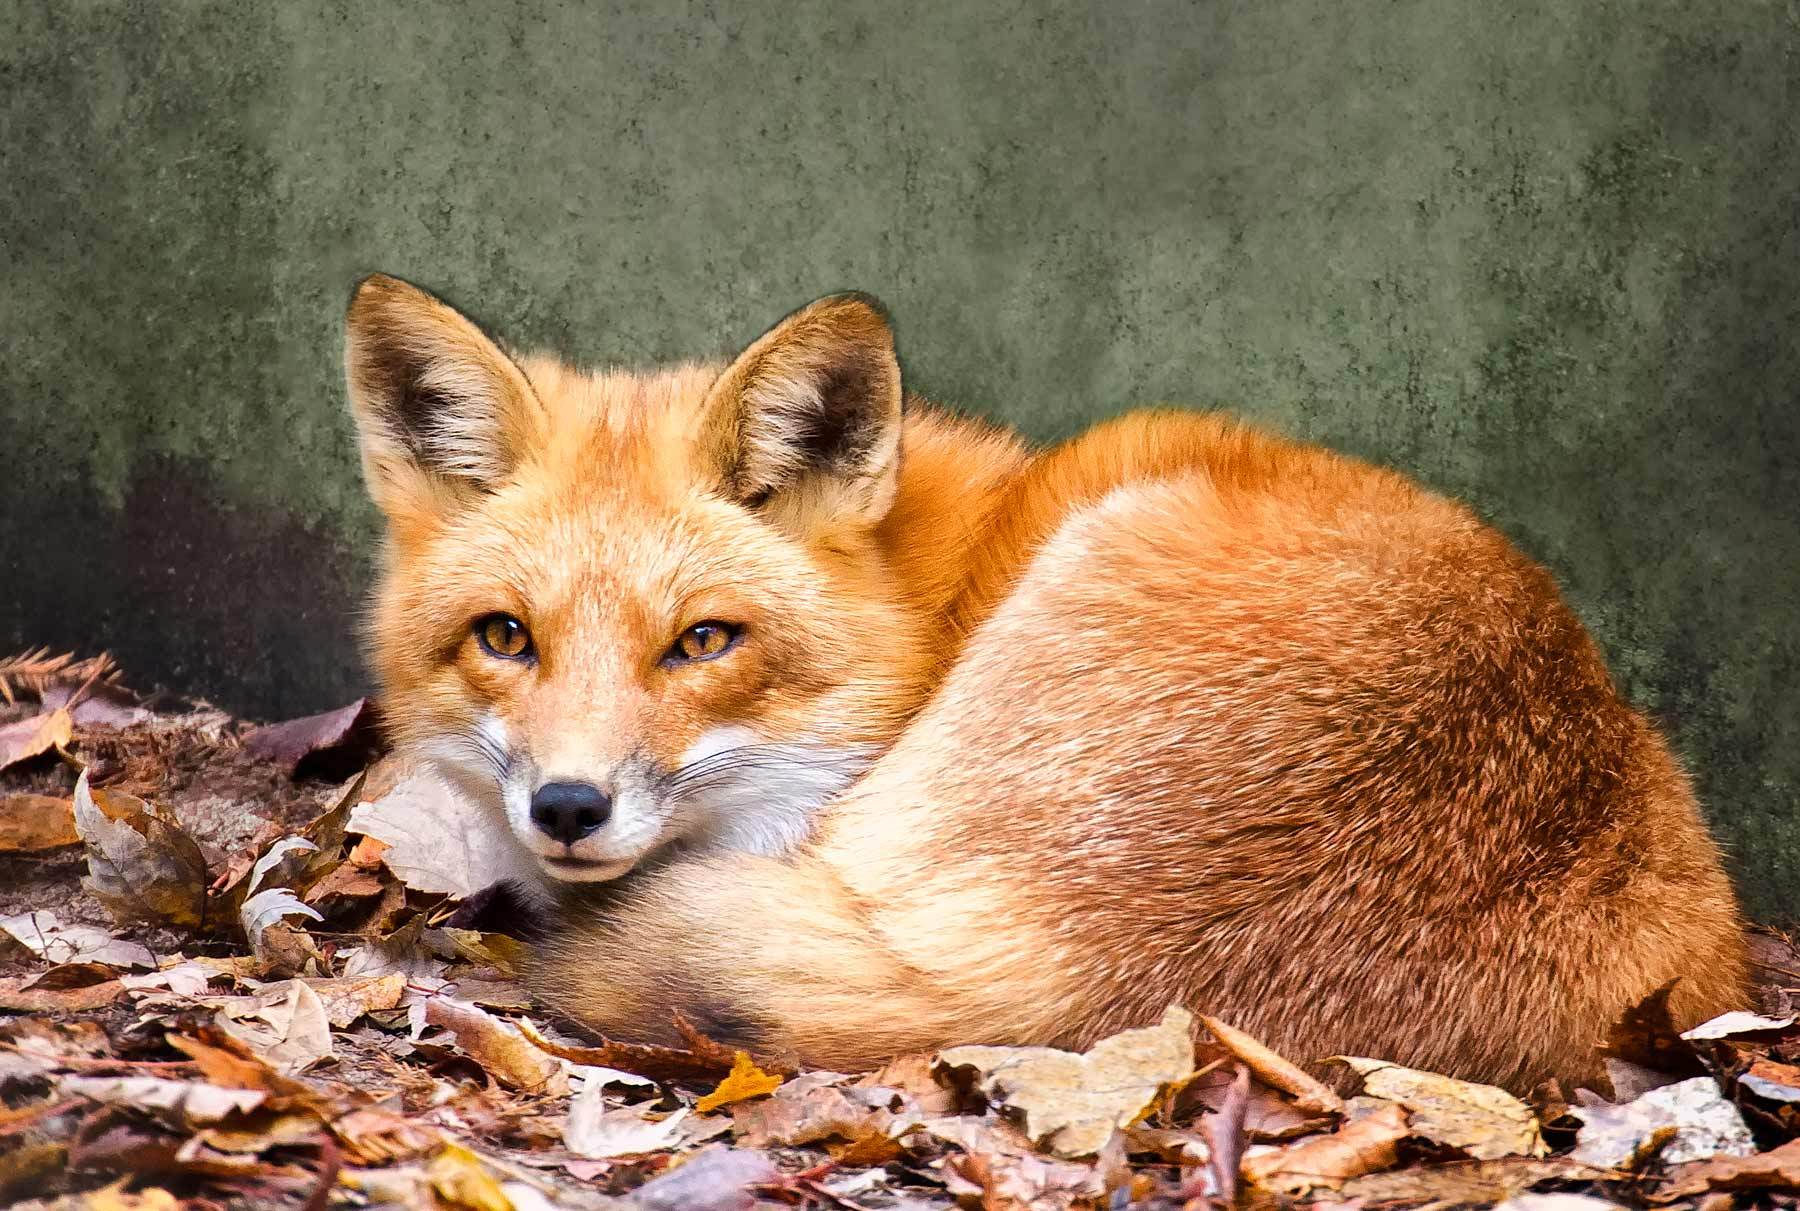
[{"left": 346, "top": 273, "right": 1745, "bottom": 1090}]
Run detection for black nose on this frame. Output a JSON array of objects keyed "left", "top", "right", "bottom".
[{"left": 529, "top": 781, "right": 611, "bottom": 845}]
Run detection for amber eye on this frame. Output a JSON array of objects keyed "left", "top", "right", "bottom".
[
  {"left": 667, "top": 621, "right": 741, "bottom": 664},
  {"left": 474, "top": 613, "right": 533, "bottom": 661}
]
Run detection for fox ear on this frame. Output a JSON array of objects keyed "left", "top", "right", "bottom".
[
  {"left": 344, "top": 274, "right": 542, "bottom": 521},
  {"left": 700, "top": 293, "right": 903, "bottom": 531}
]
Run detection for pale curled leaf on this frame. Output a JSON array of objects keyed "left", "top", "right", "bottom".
[
  {"left": 1682, "top": 1011, "right": 1798, "bottom": 1040},
  {"left": 1242, "top": 1102, "right": 1409, "bottom": 1194},
  {"left": 936, "top": 1003, "right": 1196, "bottom": 1158},
  {"left": 73, "top": 770, "right": 208, "bottom": 928},
  {"left": 347, "top": 767, "right": 520, "bottom": 897},
  {"left": 1569, "top": 1075, "right": 1755, "bottom": 1168},
  {"left": 61, "top": 1074, "right": 265, "bottom": 1125},
  {"left": 213, "top": 979, "right": 334, "bottom": 1074},
  {"left": 1199, "top": 1013, "right": 1343, "bottom": 1116},
  {"left": 0, "top": 910, "right": 154, "bottom": 968},
  {"left": 241, "top": 888, "right": 323, "bottom": 939},
  {"left": 1336, "top": 1055, "right": 1545, "bottom": 1159},
  {"left": 424, "top": 998, "right": 568, "bottom": 1093},
  {"left": 565, "top": 1093, "right": 692, "bottom": 1159}
]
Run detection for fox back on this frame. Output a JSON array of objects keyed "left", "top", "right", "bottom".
[{"left": 347, "top": 276, "right": 1746, "bottom": 1089}]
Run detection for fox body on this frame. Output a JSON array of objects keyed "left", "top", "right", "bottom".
[{"left": 347, "top": 275, "right": 1744, "bottom": 1090}]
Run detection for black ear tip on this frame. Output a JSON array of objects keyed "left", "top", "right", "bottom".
[
  {"left": 346, "top": 272, "right": 425, "bottom": 317},
  {"left": 828, "top": 291, "right": 893, "bottom": 325}
]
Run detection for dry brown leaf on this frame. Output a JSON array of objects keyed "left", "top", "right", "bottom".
[
  {"left": 1655, "top": 1135, "right": 1800, "bottom": 1200},
  {"left": 695, "top": 1050, "right": 785, "bottom": 1112},
  {"left": 1342, "top": 1157, "right": 1611, "bottom": 1204},
  {"left": 242, "top": 697, "right": 377, "bottom": 773},
  {"left": 431, "top": 927, "right": 528, "bottom": 976},
  {"left": 213, "top": 979, "right": 334, "bottom": 1074},
  {"left": 1199, "top": 1013, "right": 1343, "bottom": 1116},
  {"left": 516, "top": 1014, "right": 763, "bottom": 1084},
  {"left": 425, "top": 1000, "right": 567, "bottom": 1093},
  {"left": 0, "top": 793, "right": 78, "bottom": 851},
  {"left": 936, "top": 1004, "right": 1195, "bottom": 1158},
  {"left": 0, "top": 707, "right": 71, "bottom": 770},
  {"left": 1336, "top": 1055, "right": 1546, "bottom": 1159},
  {"left": 0, "top": 973, "right": 124, "bottom": 1011},
  {"left": 1242, "top": 1101, "right": 1409, "bottom": 1194},
  {"left": 306, "top": 972, "right": 407, "bottom": 1027},
  {"left": 732, "top": 1078, "right": 914, "bottom": 1154},
  {"left": 941, "top": 1139, "right": 1109, "bottom": 1211},
  {"left": 73, "top": 770, "right": 209, "bottom": 929},
  {"left": 347, "top": 765, "right": 519, "bottom": 897}
]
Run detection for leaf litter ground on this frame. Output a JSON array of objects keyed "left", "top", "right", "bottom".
[{"left": 4, "top": 651, "right": 1800, "bottom": 1210}]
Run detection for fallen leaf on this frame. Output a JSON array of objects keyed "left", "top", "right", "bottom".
[
  {"left": 941, "top": 1136, "right": 1109, "bottom": 1211},
  {"left": 347, "top": 765, "right": 518, "bottom": 897},
  {"left": 243, "top": 698, "right": 379, "bottom": 775},
  {"left": 0, "top": 1142, "right": 67, "bottom": 1203},
  {"left": 1492, "top": 1196, "right": 1628, "bottom": 1211},
  {"left": 73, "top": 770, "right": 209, "bottom": 929},
  {"left": 430, "top": 927, "right": 528, "bottom": 976},
  {"left": 120, "top": 961, "right": 215, "bottom": 997},
  {"left": 427, "top": 1142, "right": 513, "bottom": 1211},
  {"left": 1242, "top": 1101, "right": 1409, "bottom": 1194},
  {"left": 936, "top": 1004, "right": 1196, "bottom": 1158},
  {"left": 306, "top": 972, "right": 407, "bottom": 1027},
  {"left": 0, "top": 973, "right": 123, "bottom": 1011},
  {"left": 516, "top": 1014, "right": 762, "bottom": 1084},
  {"left": 696, "top": 1050, "right": 785, "bottom": 1113},
  {"left": 0, "top": 707, "right": 71, "bottom": 770},
  {"left": 1336, "top": 1055, "right": 1546, "bottom": 1159},
  {"left": 0, "top": 793, "right": 78, "bottom": 851},
  {"left": 1341, "top": 1157, "right": 1611, "bottom": 1204},
  {"left": 1200, "top": 1013, "right": 1343, "bottom": 1115},
  {"left": 424, "top": 1000, "right": 567, "bottom": 1093},
  {"left": 567, "top": 1097, "right": 692, "bottom": 1158},
  {"left": 1655, "top": 1135, "right": 1800, "bottom": 1200},
  {"left": 1570, "top": 1076, "right": 1755, "bottom": 1168},
  {"left": 213, "top": 980, "right": 334, "bottom": 1073},
  {"left": 732, "top": 1078, "right": 914, "bottom": 1155},
  {"left": 629, "top": 1144, "right": 779, "bottom": 1211},
  {"left": 0, "top": 910, "right": 154, "bottom": 968},
  {"left": 1683, "top": 1011, "right": 1799, "bottom": 1040},
  {"left": 61, "top": 1074, "right": 266, "bottom": 1125}
]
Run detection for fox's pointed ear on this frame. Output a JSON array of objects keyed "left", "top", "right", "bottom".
[
  {"left": 344, "top": 274, "right": 542, "bottom": 522},
  {"left": 700, "top": 293, "right": 903, "bottom": 532}
]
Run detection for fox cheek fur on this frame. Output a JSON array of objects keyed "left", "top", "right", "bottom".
[{"left": 346, "top": 273, "right": 1746, "bottom": 1092}]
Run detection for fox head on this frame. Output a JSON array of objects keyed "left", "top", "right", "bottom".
[{"left": 345, "top": 275, "right": 933, "bottom": 883}]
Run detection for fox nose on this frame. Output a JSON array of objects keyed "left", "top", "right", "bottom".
[{"left": 529, "top": 781, "right": 611, "bottom": 845}]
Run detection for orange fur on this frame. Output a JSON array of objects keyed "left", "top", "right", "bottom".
[{"left": 347, "top": 275, "right": 1745, "bottom": 1091}]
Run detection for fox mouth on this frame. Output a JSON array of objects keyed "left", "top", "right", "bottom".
[{"left": 537, "top": 853, "right": 638, "bottom": 882}]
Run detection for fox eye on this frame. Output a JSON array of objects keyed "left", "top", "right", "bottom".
[
  {"left": 667, "top": 621, "right": 741, "bottom": 664},
  {"left": 474, "top": 613, "right": 533, "bottom": 660}
]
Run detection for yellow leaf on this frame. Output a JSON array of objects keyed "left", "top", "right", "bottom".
[
  {"left": 696, "top": 1050, "right": 785, "bottom": 1113},
  {"left": 427, "top": 1143, "right": 513, "bottom": 1211}
]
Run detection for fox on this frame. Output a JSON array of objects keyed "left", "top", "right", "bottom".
[{"left": 345, "top": 272, "right": 1746, "bottom": 1091}]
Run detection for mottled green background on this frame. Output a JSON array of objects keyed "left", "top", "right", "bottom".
[{"left": 3, "top": 1, "right": 1796, "bottom": 916}]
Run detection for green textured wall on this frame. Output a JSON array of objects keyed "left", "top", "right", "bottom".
[{"left": 4, "top": 0, "right": 1797, "bottom": 917}]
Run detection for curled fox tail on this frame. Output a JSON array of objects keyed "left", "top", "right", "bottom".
[{"left": 529, "top": 852, "right": 995, "bottom": 1066}]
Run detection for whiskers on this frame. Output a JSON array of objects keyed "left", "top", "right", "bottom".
[
  {"left": 663, "top": 740, "right": 878, "bottom": 856},
  {"left": 416, "top": 722, "right": 514, "bottom": 786}
]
